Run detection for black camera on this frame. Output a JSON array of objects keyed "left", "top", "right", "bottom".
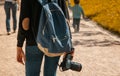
[{"left": 59, "top": 48, "right": 82, "bottom": 72}]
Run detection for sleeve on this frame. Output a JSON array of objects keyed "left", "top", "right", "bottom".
[
  {"left": 58, "top": 0, "right": 70, "bottom": 20},
  {"left": 17, "top": 0, "right": 31, "bottom": 47},
  {"left": 80, "top": 5, "right": 85, "bottom": 17}
]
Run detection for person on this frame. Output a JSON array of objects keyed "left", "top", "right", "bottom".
[
  {"left": 4, "top": 0, "right": 20, "bottom": 35},
  {"left": 68, "top": 0, "right": 85, "bottom": 33},
  {"left": 16, "top": 0, "right": 69, "bottom": 76}
]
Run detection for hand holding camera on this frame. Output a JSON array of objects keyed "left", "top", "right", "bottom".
[{"left": 59, "top": 48, "right": 82, "bottom": 72}]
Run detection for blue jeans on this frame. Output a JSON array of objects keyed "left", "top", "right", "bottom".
[
  {"left": 4, "top": 2, "right": 17, "bottom": 32},
  {"left": 73, "top": 18, "right": 80, "bottom": 32},
  {"left": 25, "top": 46, "right": 60, "bottom": 76}
]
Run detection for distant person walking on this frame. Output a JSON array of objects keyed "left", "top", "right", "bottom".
[
  {"left": 4, "top": 0, "right": 20, "bottom": 35},
  {"left": 68, "top": 0, "right": 85, "bottom": 32}
]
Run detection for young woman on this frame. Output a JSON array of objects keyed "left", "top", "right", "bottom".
[
  {"left": 16, "top": 0, "right": 69, "bottom": 76},
  {"left": 4, "top": 0, "right": 19, "bottom": 35}
]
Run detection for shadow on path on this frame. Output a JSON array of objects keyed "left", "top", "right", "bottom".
[
  {"left": 0, "top": 32, "right": 16, "bottom": 36},
  {"left": 72, "top": 30, "right": 120, "bottom": 47},
  {"left": 73, "top": 31, "right": 104, "bottom": 36},
  {"left": 73, "top": 39, "right": 120, "bottom": 47}
]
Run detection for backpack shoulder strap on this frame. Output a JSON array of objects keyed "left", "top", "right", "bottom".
[
  {"left": 38, "top": 0, "right": 48, "bottom": 5},
  {"left": 38, "top": 0, "right": 58, "bottom": 5}
]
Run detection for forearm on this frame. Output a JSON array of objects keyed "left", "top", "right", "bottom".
[
  {"left": 17, "top": 32, "right": 25, "bottom": 47},
  {"left": 17, "top": 0, "right": 31, "bottom": 47},
  {"left": 81, "top": 9, "right": 85, "bottom": 18}
]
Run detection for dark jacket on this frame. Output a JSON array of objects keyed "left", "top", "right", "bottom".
[{"left": 17, "top": 0, "right": 69, "bottom": 47}]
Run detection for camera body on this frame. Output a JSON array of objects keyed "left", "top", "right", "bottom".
[{"left": 60, "top": 48, "right": 82, "bottom": 72}]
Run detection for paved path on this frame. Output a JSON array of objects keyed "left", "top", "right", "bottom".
[{"left": 0, "top": 3, "right": 120, "bottom": 76}]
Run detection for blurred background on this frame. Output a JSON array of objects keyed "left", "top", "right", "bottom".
[{"left": 68, "top": 0, "right": 120, "bottom": 35}]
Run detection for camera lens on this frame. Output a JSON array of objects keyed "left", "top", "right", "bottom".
[{"left": 70, "top": 62, "right": 82, "bottom": 72}]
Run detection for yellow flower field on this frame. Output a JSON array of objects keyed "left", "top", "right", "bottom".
[{"left": 70, "top": 0, "right": 120, "bottom": 34}]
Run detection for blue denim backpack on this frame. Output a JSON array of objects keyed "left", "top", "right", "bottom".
[{"left": 37, "top": 0, "right": 72, "bottom": 57}]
